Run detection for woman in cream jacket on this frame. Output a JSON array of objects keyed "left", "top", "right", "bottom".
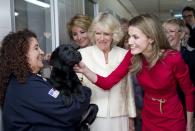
[{"left": 77, "top": 12, "right": 136, "bottom": 131}]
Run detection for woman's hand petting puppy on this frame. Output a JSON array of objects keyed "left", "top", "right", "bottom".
[
  {"left": 73, "top": 62, "right": 87, "bottom": 74},
  {"left": 74, "top": 62, "right": 97, "bottom": 84}
]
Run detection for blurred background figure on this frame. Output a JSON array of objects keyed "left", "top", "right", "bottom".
[
  {"left": 74, "top": 14, "right": 194, "bottom": 131},
  {"left": 119, "top": 18, "right": 129, "bottom": 33},
  {"left": 163, "top": 18, "right": 185, "bottom": 51},
  {"left": 132, "top": 76, "right": 143, "bottom": 131},
  {"left": 118, "top": 18, "right": 130, "bottom": 50},
  {"left": 182, "top": 24, "right": 191, "bottom": 47},
  {"left": 40, "top": 53, "right": 52, "bottom": 78},
  {"left": 163, "top": 18, "right": 187, "bottom": 114},
  {"left": 117, "top": 33, "right": 129, "bottom": 49},
  {"left": 182, "top": 6, "right": 195, "bottom": 49},
  {"left": 67, "top": 14, "right": 92, "bottom": 48},
  {"left": 182, "top": 6, "right": 195, "bottom": 86}
]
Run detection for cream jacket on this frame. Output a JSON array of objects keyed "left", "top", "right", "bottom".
[{"left": 78, "top": 45, "right": 136, "bottom": 118}]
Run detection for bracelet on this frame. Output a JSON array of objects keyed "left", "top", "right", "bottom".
[
  {"left": 80, "top": 75, "right": 83, "bottom": 82},
  {"left": 85, "top": 123, "right": 89, "bottom": 127}
]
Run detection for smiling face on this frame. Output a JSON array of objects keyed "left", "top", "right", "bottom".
[
  {"left": 27, "top": 37, "right": 44, "bottom": 73},
  {"left": 128, "top": 26, "right": 153, "bottom": 57},
  {"left": 94, "top": 25, "right": 113, "bottom": 53},
  {"left": 72, "top": 26, "right": 90, "bottom": 48},
  {"left": 163, "top": 23, "right": 182, "bottom": 50}
]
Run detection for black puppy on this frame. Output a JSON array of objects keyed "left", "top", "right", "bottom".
[
  {"left": 50, "top": 44, "right": 84, "bottom": 106},
  {"left": 49, "top": 44, "right": 98, "bottom": 131}
]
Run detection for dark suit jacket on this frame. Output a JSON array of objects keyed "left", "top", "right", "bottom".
[
  {"left": 181, "top": 47, "right": 195, "bottom": 85},
  {"left": 187, "top": 24, "right": 195, "bottom": 48}
]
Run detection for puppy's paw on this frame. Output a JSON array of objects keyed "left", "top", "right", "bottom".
[
  {"left": 76, "top": 123, "right": 89, "bottom": 131},
  {"left": 82, "top": 104, "right": 98, "bottom": 124}
]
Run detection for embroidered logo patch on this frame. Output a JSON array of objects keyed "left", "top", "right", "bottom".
[{"left": 48, "top": 88, "right": 60, "bottom": 98}]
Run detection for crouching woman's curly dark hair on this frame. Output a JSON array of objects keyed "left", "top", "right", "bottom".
[{"left": 0, "top": 29, "right": 37, "bottom": 106}]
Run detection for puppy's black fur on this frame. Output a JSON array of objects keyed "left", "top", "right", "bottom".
[
  {"left": 50, "top": 44, "right": 84, "bottom": 106},
  {"left": 49, "top": 44, "right": 98, "bottom": 131},
  {"left": 77, "top": 104, "right": 98, "bottom": 131}
]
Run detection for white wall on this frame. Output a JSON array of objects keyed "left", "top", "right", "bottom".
[
  {"left": 0, "top": 0, "right": 12, "bottom": 41},
  {"left": 0, "top": 1, "right": 11, "bottom": 129},
  {"left": 98, "top": 0, "right": 138, "bottom": 20},
  {"left": 58, "top": 0, "right": 84, "bottom": 45}
]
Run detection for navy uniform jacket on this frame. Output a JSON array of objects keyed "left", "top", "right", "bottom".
[{"left": 3, "top": 74, "right": 91, "bottom": 131}]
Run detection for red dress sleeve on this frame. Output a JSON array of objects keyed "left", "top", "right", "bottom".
[
  {"left": 95, "top": 50, "right": 132, "bottom": 90},
  {"left": 172, "top": 52, "right": 194, "bottom": 111}
]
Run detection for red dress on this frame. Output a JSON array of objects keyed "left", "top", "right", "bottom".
[{"left": 96, "top": 50, "right": 194, "bottom": 131}]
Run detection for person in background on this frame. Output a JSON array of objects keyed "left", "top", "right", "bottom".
[
  {"left": 0, "top": 29, "right": 91, "bottom": 131},
  {"left": 40, "top": 14, "right": 92, "bottom": 78},
  {"left": 163, "top": 18, "right": 195, "bottom": 130},
  {"left": 182, "top": 7, "right": 195, "bottom": 86},
  {"left": 163, "top": 18, "right": 189, "bottom": 115},
  {"left": 182, "top": 25, "right": 191, "bottom": 47},
  {"left": 74, "top": 14, "right": 194, "bottom": 131},
  {"left": 77, "top": 12, "right": 136, "bottom": 131},
  {"left": 180, "top": 25, "right": 195, "bottom": 131},
  {"left": 131, "top": 76, "right": 143, "bottom": 131},
  {"left": 119, "top": 18, "right": 130, "bottom": 33},
  {"left": 40, "top": 53, "right": 52, "bottom": 78},
  {"left": 117, "top": 33, "right": 129, "bottom": 49},
  {"left": 118, "top": 18, "right": 130, "bottom": 49},
  {"left": 67, "top": 14, "right": 92, "bottom": 48},
  {"left": 179, "top": 6, "right": 195, "bottom": 131},
  {"left": 180, "top": 24, "right": 195, "bottom": 85},
  {"left": 182, "top": 6, "right": 195, "bottom": 49},
  {"left": 163, "top": 18, "right": 185, "bottom": 51}
]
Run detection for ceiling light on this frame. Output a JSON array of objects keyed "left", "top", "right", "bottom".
[
  {"left": 187, "top": 0, "right": 193, "bottom": 2},
  {"left": 24, "top": 0, "right": 50, "bottom": 8},
  {"left": 174, "top": 13, "right": 182, "bottom": 18},
  {"left": 15, "top": 12, "right": 19, "bottom": 16}
]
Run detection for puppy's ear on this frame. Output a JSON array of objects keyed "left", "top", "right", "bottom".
[{"left": 50, "top": 47, "right": 62, "bottom": 69}]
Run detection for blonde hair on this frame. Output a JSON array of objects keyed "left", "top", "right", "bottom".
[
  {"left": 129, "top": 14, "right": 171, "bottom": 74},
  {"left": 67, "top": 14, "right": 92, "bottom": 40},
  {"left": 163, "top": 18, "right": 185, "bottom": 32},
  {"left": 88, "top": 12, "right": 124, "bottom": 46}
]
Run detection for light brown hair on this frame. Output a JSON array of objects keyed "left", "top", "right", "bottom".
[
  {"left": 129, "top": 14, "right": 171, "bottom": 74},
  {"left": 67, "top": 14, "right": 92, "bottom": 40}
]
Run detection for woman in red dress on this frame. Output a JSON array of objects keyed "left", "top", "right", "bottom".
[{"left": 74, "top": 14, "right": 194, "bottom": 131}]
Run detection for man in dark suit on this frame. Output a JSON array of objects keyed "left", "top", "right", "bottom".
[
  {"left": 182, "top": 6, "right": 195, "bottom": 49},
  {"left": 182, "top": 8, "right": 195, "bottom": 130},
  {"left": 182, "top": 6, "right": 195, "bottom": 85}
]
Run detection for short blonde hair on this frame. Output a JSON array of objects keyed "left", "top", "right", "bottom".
[
  {"left": 163, "top": 18, "right": 185, "bottom": 32},
  {"left": 88, "top": 12, "right": 124, "bottom": 46},
  {"left": 67, "top": 14, "right": 92, "bottom": 40}
]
